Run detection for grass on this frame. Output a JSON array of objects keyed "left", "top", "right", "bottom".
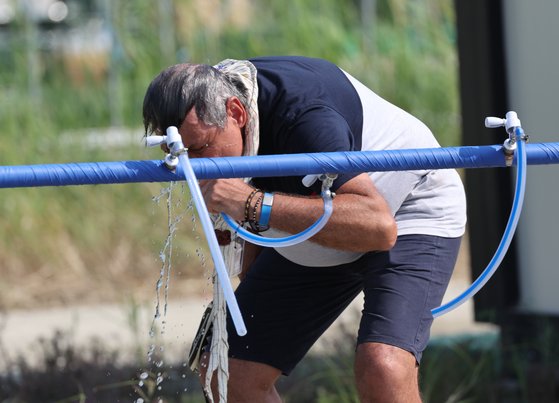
[{"left": 0, "top": 0, "right": 461, "bottom": 310}]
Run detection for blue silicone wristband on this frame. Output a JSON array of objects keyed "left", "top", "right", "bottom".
[{"left": 259, "top": 192, "right": 274, "bottom": 227}]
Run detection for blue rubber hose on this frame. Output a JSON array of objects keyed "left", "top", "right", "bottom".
[
  {"left": 221, "top": 191, "right": 334, "bottom": 247},
  {"left": 432, "top": 128, "right": 527, "bottom": 317}
]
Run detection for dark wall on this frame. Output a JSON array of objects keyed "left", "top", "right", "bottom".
[{"left": 454, "top": 0, "right": 518, "bottom": 322}]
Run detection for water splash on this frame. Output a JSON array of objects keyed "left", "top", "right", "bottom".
[{"left": 151, "top": 182, "right": 186, "bottom": 325}]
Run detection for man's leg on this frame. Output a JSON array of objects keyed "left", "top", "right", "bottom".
[
  {"left": 355, "top": 235, "right": 462, "bottom": 403},
  {"left": 355, "top": 342, "right": 420, "bottom": 403},
  {"left": 227, "top": 358, "right": 282, "bottom": 403}
]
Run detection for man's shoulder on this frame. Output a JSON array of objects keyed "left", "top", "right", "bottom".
[
  {"left": 249, "top": 55, "right": 332, "bottom": 65},
  {"left": 250, "top": 56, "right": 341, "bottom": 75}
]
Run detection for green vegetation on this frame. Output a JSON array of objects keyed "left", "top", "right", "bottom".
[{"left": 0, "top": 0, "right": 461, "bottom": 308}]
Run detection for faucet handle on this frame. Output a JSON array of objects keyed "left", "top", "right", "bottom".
[
  {"left": 145, "top": 135, "right": 167, "bottom": 147},
  {"left": 485, "top": 117, "right": 506, "bottom": 128},
  {"left": 485, "top": 111, "right": 521, "bottom": 133}
]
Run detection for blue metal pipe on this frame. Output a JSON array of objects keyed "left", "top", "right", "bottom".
[{"left": 0, "top": 142, "right": 558, "bottom": 188}]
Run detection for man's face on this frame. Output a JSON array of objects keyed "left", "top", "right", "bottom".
[{"left": 177, "top": 106, "right": 244, "bottom": 158}]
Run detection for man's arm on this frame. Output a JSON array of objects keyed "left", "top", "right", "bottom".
[{"left": 201, "top": 173, "right": 397, "bottom": 253}]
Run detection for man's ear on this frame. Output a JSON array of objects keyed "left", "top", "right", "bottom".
[{"left": 226, "top": 97, "right": 247, "bottom": 128}]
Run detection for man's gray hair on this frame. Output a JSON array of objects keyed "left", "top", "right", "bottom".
[{"left": 143, "top": 63, "right": 247, "bottom": 135}]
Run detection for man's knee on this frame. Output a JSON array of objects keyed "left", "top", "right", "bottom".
[
  {"left": 354, "top": 343, "right": 421, "bottom": 402},
  {"left": 355, "top": 342, "right": 418, "bottom": 384},
  {"left": 229, "top": 358, "right": 281, "bottom": 395}
]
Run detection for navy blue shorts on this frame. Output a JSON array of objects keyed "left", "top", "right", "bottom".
[{"left": 226, "top": 234, "right": 462, "bottom": 375}]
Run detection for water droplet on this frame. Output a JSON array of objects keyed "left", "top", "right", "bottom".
[{"left": 140, "top": 372, "right": 149, "bottom": 380}]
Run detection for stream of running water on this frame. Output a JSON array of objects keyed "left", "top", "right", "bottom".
[{"left": 135, "top": 182, "right": 210, "bottom": 402}]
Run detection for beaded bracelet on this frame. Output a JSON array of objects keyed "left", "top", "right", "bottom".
[
  {"left": 244, "top": 188, "right": 259, "bottom": 224},
  {"left": 249, "top": 192, "right": 264, "bottom": 232}
]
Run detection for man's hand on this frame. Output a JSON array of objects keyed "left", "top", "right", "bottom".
[{"left": 199, "top": 178, "right": 253, "bottom": 220}]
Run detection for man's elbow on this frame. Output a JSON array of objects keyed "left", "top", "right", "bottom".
[
  {"left": 365, "top": 218, "right": 397, "bottom": 252},
  {"left": 378, "top": 219, "right": 397, "bottom": 251}
]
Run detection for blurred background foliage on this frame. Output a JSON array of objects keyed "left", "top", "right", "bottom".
[{"left": 0, "top": 0, "right": 460, "bottom": 309}]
